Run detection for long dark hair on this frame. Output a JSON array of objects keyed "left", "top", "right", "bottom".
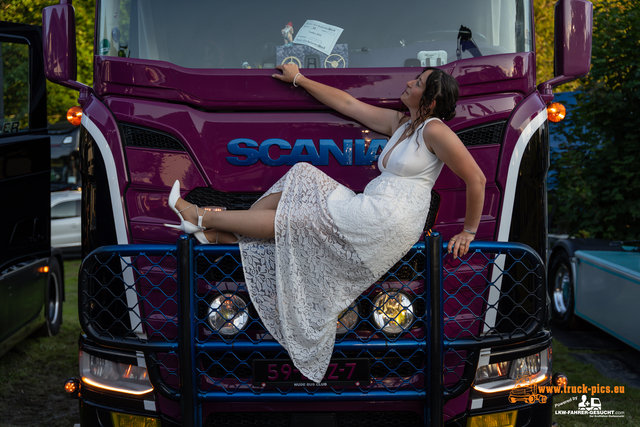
[{"left": 406, "top": 67, "right": 459, "bottom": 138}]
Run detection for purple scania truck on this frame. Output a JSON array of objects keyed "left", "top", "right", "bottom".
[{"left": 43, "top": 1, "right": 592, "bottom": 426}]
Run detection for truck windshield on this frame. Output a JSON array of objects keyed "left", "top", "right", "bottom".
[{"left": 98, "top": 0, "right": 532, "bottom": 69}]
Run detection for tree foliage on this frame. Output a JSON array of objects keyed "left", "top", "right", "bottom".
[
  {"left": 534, "top": 0, "right": 555, "bottom": 87},
  {"left": 549, "top": 0, "right": 640, "bottom": 239},
  {"left": 2, "top": 41, "right": 30, "bottom": 129},
  {"left": 1, "top": 0, "right": 94, "bottom": 123}
]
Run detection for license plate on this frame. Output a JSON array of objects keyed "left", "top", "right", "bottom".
[{"left": 253, "top": 358, "right": 370, "bottom": 387}]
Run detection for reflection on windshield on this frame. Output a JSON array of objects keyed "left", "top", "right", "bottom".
[{"left": 99, "top": 0, "right": 532, "bottom": 69}]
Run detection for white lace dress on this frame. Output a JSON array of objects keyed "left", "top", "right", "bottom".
[{"left": 239, "top": 118, "right": 445, "bottom": 383}]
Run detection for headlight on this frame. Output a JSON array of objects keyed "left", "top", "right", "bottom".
[
  {"left": 475, "top": 361, "right": 509, "bottom": 384},
  {"left": 80, "top": 350, "right": 153, "bottom": 395},
  {"left": 336, "top": 301, "right": 360, "bottom": 335},
  {"left": 372, "top": 290, "right": 414, "bottom": 334},
  {"left": 511, "top": 352, "right": 541, "bottom": 379},
  {"left": 206, "top": 293, "right": 249, "bottom": 336},
  {"left": 473, "top": 349, "right": 549, "bottom": 393}
]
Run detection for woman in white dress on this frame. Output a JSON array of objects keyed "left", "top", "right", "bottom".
[{"left": 166, "top": 64, "right": 486, "bottom": 382}]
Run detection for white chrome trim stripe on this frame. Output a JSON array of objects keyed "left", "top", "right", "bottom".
[
  {"left": 496, "top": 111, "right": 548, "bottom": 242},
  {"left": 81, "top": 114, "right": 128, "bottom": 245},
  {"left": 484, "top": 111, "right": 547, "bottom": 334},
  {"left": 81, "top": 114, "right": 147, "bottom": 338}
]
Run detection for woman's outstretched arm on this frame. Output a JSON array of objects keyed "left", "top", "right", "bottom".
[{"left": 272, "top": 64, "right": 402, "bottom": 137}]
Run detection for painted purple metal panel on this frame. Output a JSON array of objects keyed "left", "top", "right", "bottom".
[
  {"left": 94, "top": 53, "right": 534, "bottom": 110},
  {"left": 106, "top": 95, "right": 515, "bottom": 185},
  {"left": 109, "top": 87, "right": 516, "bottom": 253},
  {"left": 111, "top": 94, "right": 513, "bottom": 251},
  {"left": 129, "top": 223, "right": 178, "bottom": 245},
  {"left": 447, "top": 94, "right": 522, "bottom": 132},
  {"left": 449, "top": 53, "right": 536, "bottom": 99},
  {"left": 125, "top": 149, "right": 204, "bottom": 191},
  {"left": 435, "top": 187, "right": 500, "bottom": 230}
]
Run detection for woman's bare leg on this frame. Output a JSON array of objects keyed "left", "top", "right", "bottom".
[
  {"left": 174, "top": 192, "right": 281, "bottom": 240},
  {"left": 249, "top": 192, "right": 282, "bottom": 211},
  {"left": 202, "top": 230, "right": 241, "bottom": 244}
]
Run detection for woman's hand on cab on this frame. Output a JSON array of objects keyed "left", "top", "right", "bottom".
[
  {"left": 273, "top": 64, "right": 301, "bottom": 84},
  {"left": 447, "top": 230, "right": 476, "bottom": 259}
]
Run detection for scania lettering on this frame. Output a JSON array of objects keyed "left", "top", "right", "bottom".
[
  {"left": 227, "top": 138, "right": 386, "bottom": 166},
  {"left": 43, "top": 0, "right": 592, "bottom": 425}
]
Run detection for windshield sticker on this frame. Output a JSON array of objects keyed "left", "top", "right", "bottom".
[
  {"left": 100, "top": 39, "right": 110, "bottom": 55},
  {"left": 417, "top": 50, "right": 448, "bottom": 67},
  {"left": 293, "top": 20, "right": 343, "bottom": 56}
]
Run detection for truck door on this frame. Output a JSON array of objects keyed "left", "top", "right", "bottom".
[{"left": 0, "top": 22, "right": 51, "bottom": 340}]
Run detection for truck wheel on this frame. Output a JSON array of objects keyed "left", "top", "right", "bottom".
[
  {"left": 549, "top": 250, "right": 577, "bottom": 328},
  {"left": 40, "top": 258, "right": 63, "bottom": 336}
]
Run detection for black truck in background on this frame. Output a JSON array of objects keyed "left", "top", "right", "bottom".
[{"left": 0, "top": 21, "right": 64, "bottom": 356}]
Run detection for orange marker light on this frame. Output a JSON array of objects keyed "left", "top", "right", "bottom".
[
  {"left": 67, "top": 106, "right": 83, "bottom": 126},
  {"left": 64, "top": 379, "right": 77, "bottom": 394},
  {"left": 553, "top": 372, "right": 569, "bottom": 388},
  {"left": 38, "top": 266, "right": 49, "bottom": 273},
  {"left": 547, "top": 102, "right": 566, "bottom": 123}
]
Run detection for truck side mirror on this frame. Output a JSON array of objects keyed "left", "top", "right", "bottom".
[
  {"left": 554, "top": 0, "right": 593, "bottom": 81},
  {"left": 42, "top": 0, "right": 79, "bottom": 88},
  {"left": 538, "top": 0, "right": 593, "bottom": 97}
]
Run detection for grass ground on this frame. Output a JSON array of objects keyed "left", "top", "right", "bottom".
[
  {"left": 0, "top": 260, "right": 82, "bottom": 427},
  {"left": 0, "top": 260, "right": 638, "bottom": 426},
  {"left": 551, "top": 340, "right": 640, "bottom": 426}
]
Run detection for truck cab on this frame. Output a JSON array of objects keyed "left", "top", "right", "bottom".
[{"left": 44, "top": 0, "right": 592, "bottom": 425}]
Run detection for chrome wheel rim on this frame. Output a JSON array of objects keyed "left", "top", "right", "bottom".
[
  {"left": 552, "top": 264, "right": 571, "bottom": 315},
  {"left": 47, "top": 272, "right": 61, "bottom": 324}
]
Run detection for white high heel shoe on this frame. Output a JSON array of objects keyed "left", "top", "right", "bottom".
[
  {"left": 164, "top": 180, "right": 206, "bottom": 233},
  {"left": 194, "top": 230, "right": 214, "bottom": 244}
]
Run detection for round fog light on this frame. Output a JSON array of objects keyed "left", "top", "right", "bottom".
[
  {"left": 207, "top": 293, "right": 249, "bottom": 336},
  {"left": 372, "top": 290, "right": 414, "bottom": 334}
]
